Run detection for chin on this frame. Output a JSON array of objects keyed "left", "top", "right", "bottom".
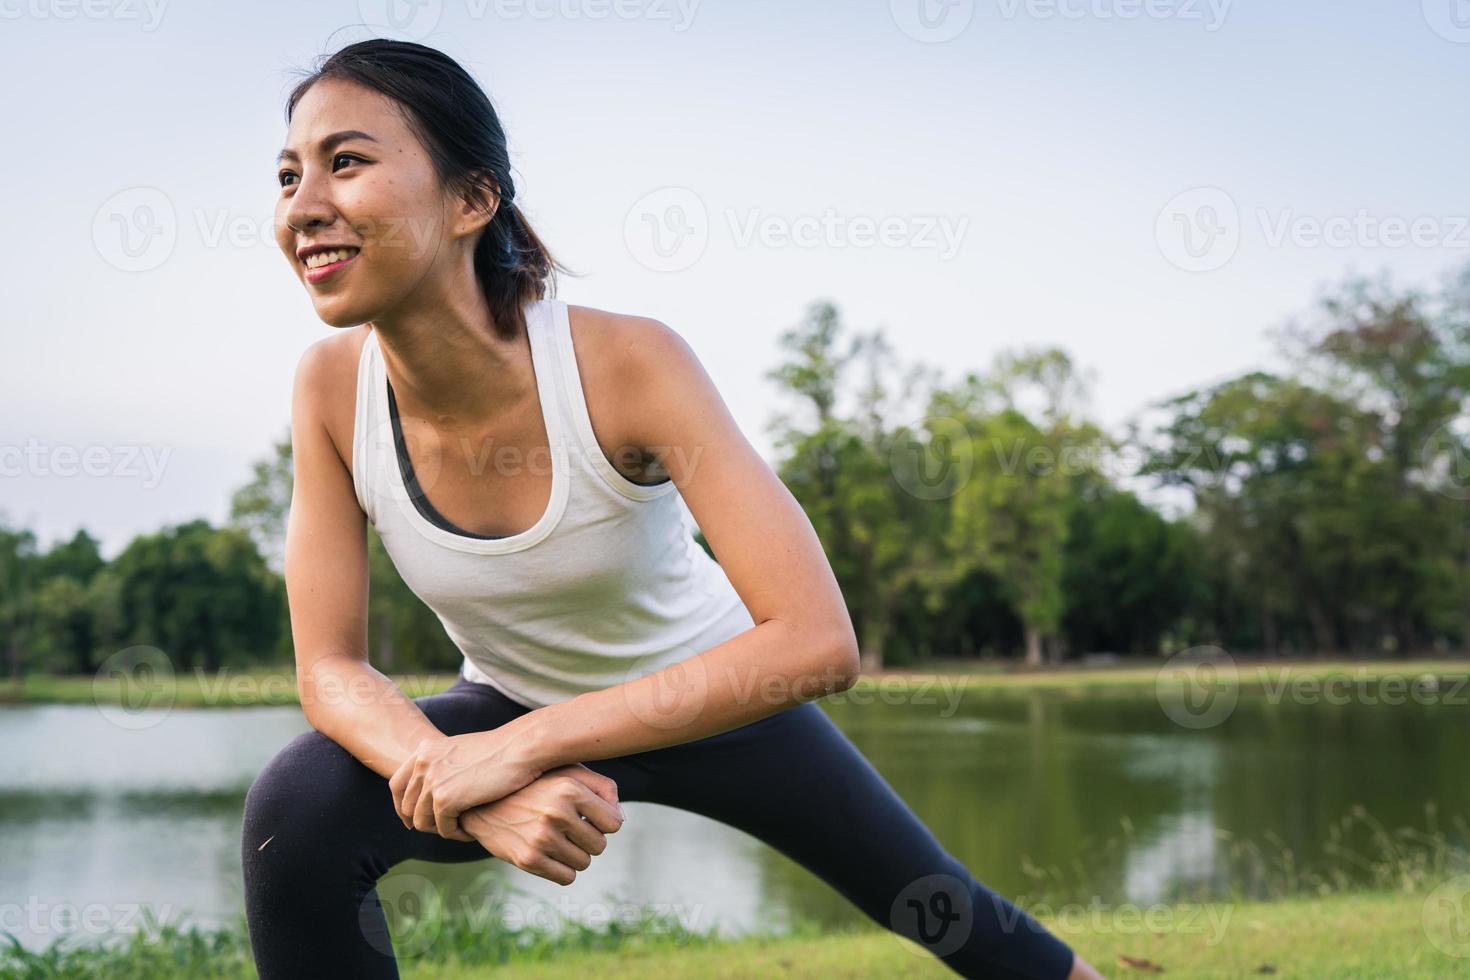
[{"left": 309, "top": 297, "right": 378, "bottom": 329}]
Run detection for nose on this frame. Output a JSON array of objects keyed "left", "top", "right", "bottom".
[{"left": 283, "top": 171, "right": 337, "bottom": 236}]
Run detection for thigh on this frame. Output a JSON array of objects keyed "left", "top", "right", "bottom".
[
  {"left": 620, "top": 701, "right": 1075, "bottom": 980},
  {"left": 623, "top": 701, "right": 946, "bottom": 898}
]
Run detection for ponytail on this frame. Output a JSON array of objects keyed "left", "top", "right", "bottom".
[{"left": 472, "top": 196, "right": 560, "bottom": 343}]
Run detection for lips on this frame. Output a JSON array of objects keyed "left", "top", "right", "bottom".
[{"left": 301, "top": 246, "right": 360, "bottom": 284}]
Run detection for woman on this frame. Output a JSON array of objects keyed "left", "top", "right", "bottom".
[{"left": 241, "top": 38, "right": 1102, "bottom": 980}]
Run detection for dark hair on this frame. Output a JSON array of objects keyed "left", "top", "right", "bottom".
[{"left": 285, "top": 39, "right": 567, "bottom": 343}]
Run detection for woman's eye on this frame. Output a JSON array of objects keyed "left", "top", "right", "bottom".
[{"left": 276, "top": 155, "right": 362, "bottom": 188}]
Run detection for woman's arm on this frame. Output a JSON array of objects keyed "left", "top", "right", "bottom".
[
  {"left": 286, "top": 337, "right": 622, "bottom": 861},
  {"left": 286, "top": 336, "right": 457, "bottom": 780},
  {"left": 393, "top": 315, "right": 861, "bottom": 837},
  {"left": 506, "top": 317, "right": 866, "bottom": 739}
]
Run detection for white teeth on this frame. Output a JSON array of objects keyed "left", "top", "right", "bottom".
[{"left": 304, "top": 247, "right": 358, "bottom": 270}]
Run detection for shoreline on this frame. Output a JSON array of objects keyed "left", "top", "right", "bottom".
[{"left": 3, "top": 656, "right": 1469, "bottom": 709}]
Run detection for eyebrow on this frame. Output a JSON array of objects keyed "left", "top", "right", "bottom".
[{"left": 276, "top": 130, "right": 380, "bottom": 166}]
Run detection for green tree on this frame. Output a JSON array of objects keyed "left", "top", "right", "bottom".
[
  {"left": 109, "top": 519, "right": 282, "bottom": 672},
  {"left": 766, "top": 301, "right": 949, "bottom": 670},
  {"left": 230, "top": 430, "right": 293, "bottom": 574},
  {"left": 1060, "top": 485, "right": 1198, "bottom": 657},
  {"left": 29, "top": 575, "right": 95, "bottom": 673},
  {"left": 934, "top": 350, "right": 1097, "bottom": 666},
  {"left": 229, "top": 430, "right": 462, "bottom": 671},
  {"left": 0, "top": 519, "right": 39, "bottom": 679}
]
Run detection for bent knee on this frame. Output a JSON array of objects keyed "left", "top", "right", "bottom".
[{"left": 242, "top": 729, "right": 377, "bottom": 848}]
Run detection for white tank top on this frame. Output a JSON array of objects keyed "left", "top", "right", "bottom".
[{"left": 350, "top": 296, "right": 755, "bottom": 708}]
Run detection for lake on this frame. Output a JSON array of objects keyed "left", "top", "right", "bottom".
[{"left": 2, "top": 677, "right": 1466, "bottom": 950}]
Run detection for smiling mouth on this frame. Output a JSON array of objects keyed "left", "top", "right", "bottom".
[{"left": 302, "top": 247, "right": 360, "bottom": 282}]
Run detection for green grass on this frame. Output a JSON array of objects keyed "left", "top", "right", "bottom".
[
  {"left": 6, "top": 656, "right": 1469, "bottom": 708},
  {"left": 875, "top": 657, "right": 1470, "bottom": 693},
  {"left": 416, "top": 891, "right": 1464, "bottom": 979},
  {"left": 4, "top": 890, "right": 1466, "bottom": 979}
]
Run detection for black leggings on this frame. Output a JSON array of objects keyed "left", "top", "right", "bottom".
[{"left": 241, "top": 673, "right": 1077, "bottom": 979}]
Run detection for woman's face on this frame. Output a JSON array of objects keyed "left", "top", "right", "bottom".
[{"left": 274, "top": 77, "right": 463, "bottom": 328}]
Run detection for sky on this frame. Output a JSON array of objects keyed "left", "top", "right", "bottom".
[{"left": 2, "top": 0, "right": 1468, "bottom": 556}]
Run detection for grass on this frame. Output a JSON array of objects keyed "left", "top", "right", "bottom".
[
  {"left": 424, "top": 891, "right": 1466, "bottom": 979},
  {"left": 5, "top": 656, "right": 1470, "bottom": 708},
  {"left": 4, "top": 805, "right": 1467, "bottom": 978},
  {"left": 3, "top": 890, "right": 1466, "bottom": 979}
]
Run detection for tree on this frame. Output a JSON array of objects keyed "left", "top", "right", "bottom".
[
  {"left": 766, "top": 301, "right": 949, "bottom": 670},
  {"left": 109, "top": 519, "right": 282, "bottom": 672},
  {"left": 0, "top": 519, "right": 39, "bottom": 679},
  {"left": 229, "top": 430, "right": 462, "bottom": 671},
  {"left": 934, "top": 350, "right": 1097, "bottom": 667},
  {"left": 230, "top": 430, "right": 293, "bottom": 574},
  {"left": 1132, "top": 267, "right": 1470, "bottom": 654}
]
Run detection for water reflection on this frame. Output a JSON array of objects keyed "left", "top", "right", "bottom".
[{"left": 1, "top": 684, "right": 1466, "bottom": 950}]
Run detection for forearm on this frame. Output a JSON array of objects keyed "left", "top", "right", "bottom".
[
  {"left": 506, "top": 619, "right": 858, "bottom": 772},
  {"left": 297, "top": 654, "right": 445, "bottom": 779}
]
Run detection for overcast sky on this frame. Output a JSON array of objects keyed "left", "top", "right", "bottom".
[{"left": 3, "top": 0, "right": 1468, "bottom": 556}]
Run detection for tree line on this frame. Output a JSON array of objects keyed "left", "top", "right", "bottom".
[{"left": 3, "top": 265, "right": 1468, "bottom": 677}]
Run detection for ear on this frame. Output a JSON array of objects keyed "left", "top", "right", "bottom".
[{"left": 451, "top": 172, "right": 500, "bottom": 240}]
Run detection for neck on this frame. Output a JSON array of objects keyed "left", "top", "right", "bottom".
[{"left": 369, "top": 260, "right": 531, "bottom": 427}]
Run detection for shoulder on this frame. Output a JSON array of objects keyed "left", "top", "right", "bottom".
[
  {"left": 291, "top": 325, "right": 373, "bottom": 469},
  {"left": 567, "top": 301, "right": 711, "bottom": 408},
  {"left": 565, "top": 303, "right": 698, "bottom": 373},
  {"left": 565, "top": 303, "right": 710, "bottom": 408},
  {"left": 570, "top": 302, "right": 740, "bottom": 461},
  {"left": 565, "top": 303, "right": 715, "bottom": 445}
]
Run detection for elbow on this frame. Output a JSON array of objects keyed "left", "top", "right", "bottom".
[
  {"left": 295, "top": 674, "right": 327, "bottom": 733},
  {"left": 823, "top": 622, "right": 862, "bottom": 693},
  {"left": 294, "top": 656, "right": 344, "bottom": 733}
]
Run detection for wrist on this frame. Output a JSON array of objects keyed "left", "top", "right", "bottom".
[{"left": 500, "top": 705, "right": 567, "bottom": 775}]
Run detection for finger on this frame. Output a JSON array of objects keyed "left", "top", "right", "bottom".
[
  {"left": 388, "top": 761, "right": 408, "bottom": 807},
  {"left": 434, "top": 801, "right": 463, "bottom": 841},
  {"left": 413, "top": 783, "right": 437, "bottom": 833},
  {"left": 537, "top": 833, "right": 594, "bottom": 874},
  {"left": 572, "top": 790, "right": 625, "bottom": 835},
  {"left": 399, "top": 770, "right": 423, "bottom": 829},
  {"left": 561, "top": 765, "right": 621, "bottom": 808},
  {"left": 389, "top": 760, "right": 415, "bottom": 820},
  {"left": 563, "top": 813, "right": 609, "bottom": 857},
  {"left": 522, "top": 853, "right": 579, "bottom": 887}
]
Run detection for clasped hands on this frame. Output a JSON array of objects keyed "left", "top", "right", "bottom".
[
  {"left": 389, "top": 729, "right": 626, "bottom": 885},
  {"left": 389, "top": 728, "right": 539, "bottom": 839}
]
